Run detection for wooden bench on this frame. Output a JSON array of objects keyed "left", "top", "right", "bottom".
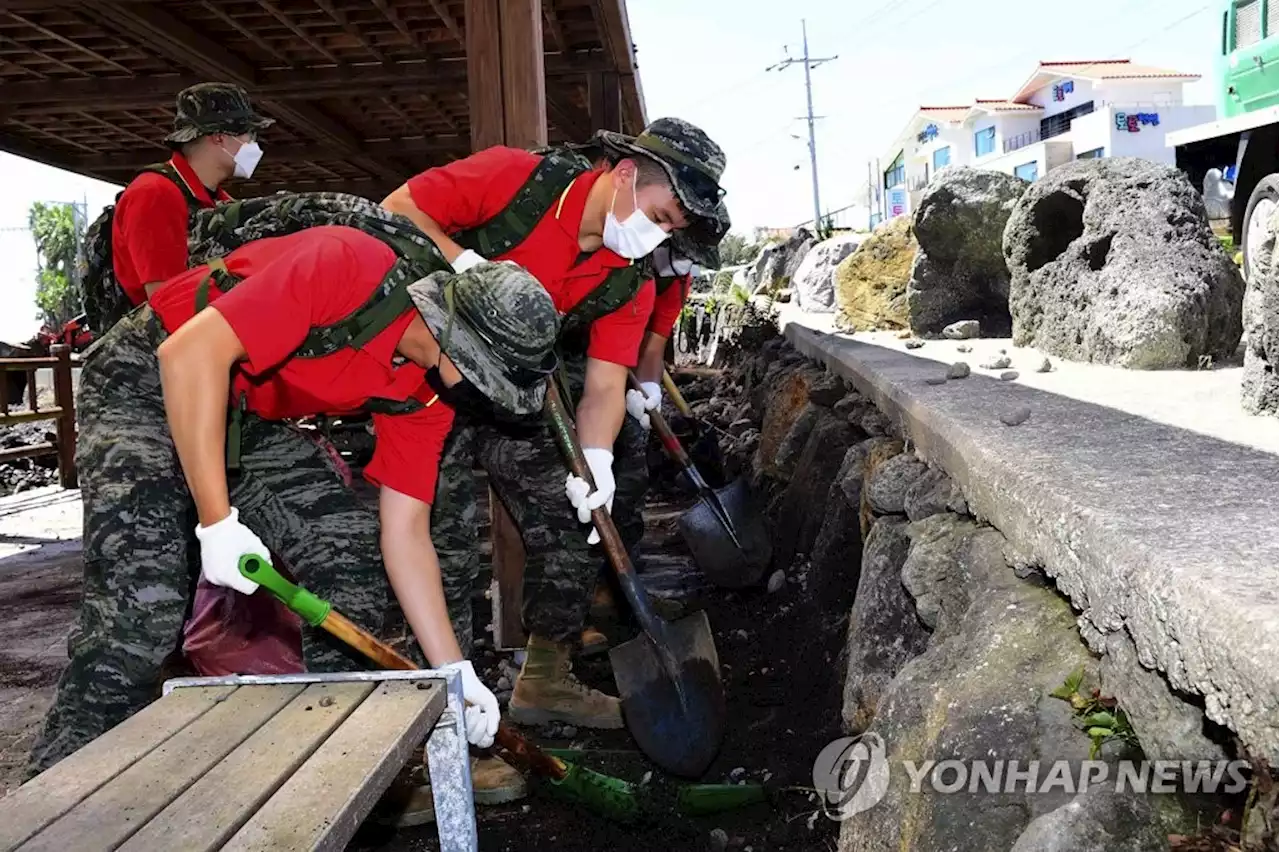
[{"left": 0, "top": 671, "right": 477, "bottom": 852}]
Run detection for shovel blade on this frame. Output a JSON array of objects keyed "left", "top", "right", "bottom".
[
  {"left": 609, "top": 610, "right": 725, "bottom": 778},
  {"left": 679, "top": 478, "right": 772, "bottom": 589}
]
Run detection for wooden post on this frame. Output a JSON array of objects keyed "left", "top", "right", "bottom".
[
  {"left": 465, "top": 0, "right": 504, "bottom": 151},
  {"left": 588, "top": 71, "right": 621, "bottom": 132},
  {"left": 488, "top": 488, "right": 527, "bottom": 649},
  {"left": 51, "top": 344, "right": 77, "bottom": 489},
  {"left": 463, "top": 0, "right": 548, "bottom": 647},
  {"left": 499, "top": 0, "right": 546, "bottom": 148},
  {"left": 465, "top": 0, "right": 547, "bottom": 151}
]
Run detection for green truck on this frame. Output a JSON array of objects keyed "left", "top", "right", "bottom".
[{"left": 1170, "top": 0, "right": 1279, "bottom": 278}]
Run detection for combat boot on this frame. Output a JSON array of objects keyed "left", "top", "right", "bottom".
[
  {"left": 375, "top": 754, "right": 527, "bottom": 826},
  {"left": 578, "top": 625, "right": 610, "bottom": 657},
  {"left": 508, "top": 634, "right": 624, "bottom": 728}
]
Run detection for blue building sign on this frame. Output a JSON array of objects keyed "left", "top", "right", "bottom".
[
  {"left": 916, "top": 123, "right": 939, "bottom": 144},
  {"left": 1114, "top": 112, "right": 1160, "bottom": 132},
  {"left": 1052, "top": 80, "right": 1075, "bottom": 101}
]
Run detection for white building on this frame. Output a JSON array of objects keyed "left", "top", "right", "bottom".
[{"left": 875, "top": 59, "right": 1216, "bottom": 221}]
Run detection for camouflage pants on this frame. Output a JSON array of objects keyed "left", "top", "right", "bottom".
[
  {"left": 433, "top": 353, "right": 652, "bottom": 654},
  {"left": 28, "top": 310, "right": 397, "bottom": 775}
]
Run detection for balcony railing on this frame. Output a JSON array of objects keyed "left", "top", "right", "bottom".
[{"left": 1003, "top": 129, "right": 1042, "bottom": 154}]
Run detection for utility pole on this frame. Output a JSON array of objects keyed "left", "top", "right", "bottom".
[{"left": 768, "top": 20, "right": 836, "bottom": 232}]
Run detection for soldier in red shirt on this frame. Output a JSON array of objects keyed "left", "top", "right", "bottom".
[
  {"left": 28, "top": 226, "right": 560, "bottom": 775},
  {"left": 382, "top": 119, "right": 726, "bottom": 733},
  {"left": 88, "top": 84, "right": 273, "bottom": 333}
]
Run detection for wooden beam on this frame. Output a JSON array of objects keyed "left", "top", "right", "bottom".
[
  {"left": 256, "top": 0, "right": 339, "bottom": 65},
  {"left": 199, "top": 0, "right": 294, "bottom": 67},
  {"left": 488, "top": 489, "right": 527, "bottom": 650},
  {"left": 315, "top": 0, "right": 385, "bottom": 63},
  {"left": 4, "top": 11, "right": 133, "bottom": 74},
  {"left": 426, "top": 0, "right": 463, "bottom": 48},
  {"left": 465, "top": 0, "right": 503, "bottom": 151},
  {"left": 370, "top": 0, "right": 420, "bottom": 49},
  {"left": 0, "top": 54, "right": 610, "bottom": 109},
  {"left": 542, "top": 3, "right": 566, "bottom": 52},
  {"left": 593, "top": 0, "right": 646, "bottom": 130},
  {"left": 499, "top": 0, "right": 546, "bottom": 148},
  {"left": 546, "top": 91, "right": 587, "bottom": 142},
  {"left": 79, "top": 137, "right": 467, "bottom": 172},
  {"left": 82, "top": 2, "right": 403, "bottom": 185},
  {"left": 0, "top": 30, "right": 87, "bottom": 76}
]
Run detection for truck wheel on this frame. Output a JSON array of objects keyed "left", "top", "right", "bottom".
[{"left": 1242, "top": 174, "right": 1278, "bottom": 281}]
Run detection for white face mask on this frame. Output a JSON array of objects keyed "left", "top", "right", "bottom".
[
  {"left": 603, "top": 179, "right": 669, "bottom": 259},
  {"left": 224, "top": 139, "right": 263, "bottom": 179}
]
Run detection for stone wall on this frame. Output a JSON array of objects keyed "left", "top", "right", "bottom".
[{"left": 690, "top": 322, "right": 1273, "bottom": 851}]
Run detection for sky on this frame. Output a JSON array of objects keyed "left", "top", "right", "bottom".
[{"left": 0, "top": 0, "right": 1220, "bottom": 341}]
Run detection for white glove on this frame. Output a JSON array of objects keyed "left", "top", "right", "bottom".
[
  {"left": 193, "top": 507, "right": 266, "bottom": 596},
  {"left": 625, "top": 389, "right": 652, "bottom": 429},
  {"left": 564, "top": 447, "right": 615, "bottom": 545},
  {"left": 440, "top": 660, "right": 499, "bottom": 748},
  {"left": 625, "top": 382, "right": 662, "bottom": 430},
  {"left": 451, "top": 249, "right": 486, "bottom": 273}
]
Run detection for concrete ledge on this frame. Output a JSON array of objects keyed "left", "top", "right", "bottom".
[{"left": 785, "top": 324, "right": 1280, "bottom": 763}]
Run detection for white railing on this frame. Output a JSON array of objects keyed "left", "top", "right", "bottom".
[{"left": 1003, "top": 129, "right": 1042, "bottom": 153}]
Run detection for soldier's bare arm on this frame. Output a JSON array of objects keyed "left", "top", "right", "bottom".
[
  {"left": 381, "top": 184, "right": 468, "bottom": 265},
  {"left": 157, "top": 307, "right": 246, "bottom": 526},
  {"left": 577, "top": 357, "right": 628, "bottom": 450},
  {"left": 377, "top": 485, "right": 468, "bottom": 666}
]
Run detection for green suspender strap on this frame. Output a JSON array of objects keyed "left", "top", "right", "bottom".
[{"left": 453, "top": 149, "right": 592, "bottom": 259}]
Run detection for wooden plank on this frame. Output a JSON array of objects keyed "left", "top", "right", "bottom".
[
  {"left": 118, "top": 682, "right": 375, "bottom": 852},
  {"left": 499, "top": 0, "right": 547, "bottom": 148},
  {"left": 465, "top": 0, "right": 504, "bottom": 151},
  {"left": 222, "top": 681, "right": 446, "bottom": 852},
  {"left": 0, "top": 686, "right": 235, "bottom": 851},
  {"left": 18, "top": 685, "right": 304, "bottom": 852},
  {"left": 0, "top": 408, "right": 63, "bottom": 426},
  {"left": 588, "top": 70, "right": 621, "bottom": 132},
  {"left": 489, "top": 486, "right": 527, "bottom": 649}
]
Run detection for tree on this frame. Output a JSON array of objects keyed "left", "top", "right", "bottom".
[
  {"left": 718, "top": 232, "right": 761, "bottom": 267},
  {"left": 28, "top": 201, "right": 83, "bottom": 329}
]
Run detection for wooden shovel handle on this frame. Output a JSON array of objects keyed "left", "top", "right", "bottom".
[
  {"left": 317, "top": 611, "right": 567, "bottom": 780},
  {"left": 544, "top": 379, "right": 668, "bottom": 642},
  {"left": 662, "top": 369, "right": 694, "bottom": 418}
]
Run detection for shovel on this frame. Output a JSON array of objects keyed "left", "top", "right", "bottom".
[
  {"left": 544, "top": 380, "right": 725, "bottom": 778},
  {"left": 661, "top": 370, "right": 726, "bottom": 478},
  {"left": 236, "top": 553, "right": 650, "bottom": 822},
  {"left": 631, "top": 373, "right": 770, "bottom": 589}
]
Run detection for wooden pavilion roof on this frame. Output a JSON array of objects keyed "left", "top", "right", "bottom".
[{"left": 0, "top": 0, "right": 647, "bottom": 197}]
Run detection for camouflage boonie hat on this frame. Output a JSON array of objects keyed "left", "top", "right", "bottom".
[
  {"left": 597, "top": 118, "right": 727, "bottom": 219},
  {"left": 165, "top": 82, "right": 275, "bottom": 145},
  {"left": 671, "top": 199, "right": 731, "bottom": 269},
  {"left": 408, "top": 261, "right": 560, "bottom": 415}
]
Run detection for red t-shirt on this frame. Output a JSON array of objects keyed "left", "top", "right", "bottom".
[
  {"left": 648, "top": 273, "right": 692, "bottom": 338},
  {"left": 111, "top": 152, "right": 231, "bottom": 307},
  {"left": 150, "top": 226, "right": 454, "bottom": 504},
  {"left": 405, "top": 146, "right": 654, "bottom": 367}
]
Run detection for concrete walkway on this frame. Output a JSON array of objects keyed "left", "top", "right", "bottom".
[
  {"left": 778, "top": 311, "right": 1279, "bottom": 764},
  {"left": 0, "top": 486, "right": 82, "bottom": 795}
]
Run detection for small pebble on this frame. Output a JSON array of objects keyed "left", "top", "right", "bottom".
[
  {"left": 729, "top": 766, "right": 746, "bottom": 779},
  {"left": 807, "top": 810, "right": 820, "bottom": 830},
  {"left": 956, "top": 344, "right": 972, "bottom": 353},
  {"left": 641, "top": 770, "right": 653, "bottom": 785},
  {"left": 766, "top": 570, "right": 785, "bottom": 593},
  {"left": 946, "top": 362, "right": 970, "bottom": 380},
  {"left": 709, "top": 829, "right": 729, "bottom": 852},
  {"left": 760, "top": 667, "right": 770, "bottom": 675},
  {"left": 925, "top": 376, "right": 947, "bottom": 386},
  {"left": 319, "top": 696, "right": 335, "bottom": 708},
  {"left": 522, "top": 804, "right": 532, "bottom": 814},
  {"left": 495, "top": 675, "right": 512, "bottom": 691},
  {"left": 1036, "top": 357, "right": 1053, "bottom": 373},
  {"left": 904, "top": 339, "right": 924, "bottom": 349},
  {"left": 1001, "top": 406, "right": 1032, "bottom": 426},
  {"left": 1000, "top": 370, "right": 1019, "bottom": 381},
  {"left": 733, "top": 629, "right": 749, "bottom": 641},
  {"left": 561, "top": 725, "right": 578, "bottom": 739},
  {"left": 980, "top": 356, "right": 1012, "bottom": 370}
]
